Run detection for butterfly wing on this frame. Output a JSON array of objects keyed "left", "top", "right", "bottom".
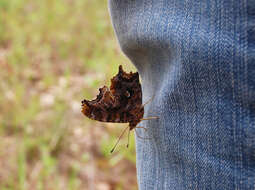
[
  {"left": 82, "top": 85, "right": 128, "bottom": 123},
  {"left": 81, "top": 65, "right": 143, "bottom": 124}
]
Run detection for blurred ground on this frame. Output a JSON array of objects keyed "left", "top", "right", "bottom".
[{"left": 0, "top": 0, "right": 138, "bottom": 189}]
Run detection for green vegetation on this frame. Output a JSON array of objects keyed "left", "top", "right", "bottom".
[{"left": 0, "top": 0, "right": 137, "bottom": 189}]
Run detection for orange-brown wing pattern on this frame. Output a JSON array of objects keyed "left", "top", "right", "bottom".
[{"left": 81, "top": 65, "right": 144, "bottom": 125}]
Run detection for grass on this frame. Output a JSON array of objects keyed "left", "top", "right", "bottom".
[{"left": 0, "top": 0, "right": 138, "bottom": 189}]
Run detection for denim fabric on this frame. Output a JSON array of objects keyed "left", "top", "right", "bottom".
[{"left": 109, "top": 1, "right": 255, "bottom": 189}]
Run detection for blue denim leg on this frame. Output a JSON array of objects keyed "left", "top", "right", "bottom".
[{"left": 109, "top": 0, "right": 255, "bottom": 189}]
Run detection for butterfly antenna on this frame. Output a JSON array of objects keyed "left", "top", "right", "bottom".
[
  {"left": 110, "top": 126, "right": 129, "bottom": 153},
  {"left": 126, "top": 128, "right": 130, "bottom": 148}
]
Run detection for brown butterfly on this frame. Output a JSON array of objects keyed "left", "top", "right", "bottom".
[{"left": 81, "top": 65, "right": 158, "bottom": 152}]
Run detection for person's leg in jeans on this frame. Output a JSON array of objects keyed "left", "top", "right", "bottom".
[{"left": 109, "top": 1, "right": 255, "bottom": 189}]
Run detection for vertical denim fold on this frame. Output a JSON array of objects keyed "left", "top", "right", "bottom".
[{"left": 109, "top": 1, "right": 255, "bottom": 189}]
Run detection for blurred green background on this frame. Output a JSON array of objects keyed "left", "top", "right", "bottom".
[{"left": 0, "top": 0, "right": 138, "bottom": 189}]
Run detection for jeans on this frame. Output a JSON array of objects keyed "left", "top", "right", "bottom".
[{"left": 109, "top": 1, "right": 255, "bottom": 189}]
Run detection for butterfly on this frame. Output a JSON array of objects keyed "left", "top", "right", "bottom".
[{"left": 81, "top": 65, "right": 158, "bottom": 152}]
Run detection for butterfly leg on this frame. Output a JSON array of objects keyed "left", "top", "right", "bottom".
[
  {"left": 136, "top": 126, "right": 148, "bottom": 131},
  {"left": 141, "top": 116, "right": 159, "bottom": 121},
  {"left": 135, "top": 128, "right": 152, "bottom": 140},
  {"left": 142, "top": 95, "right": 155, "bottom": 107}
]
